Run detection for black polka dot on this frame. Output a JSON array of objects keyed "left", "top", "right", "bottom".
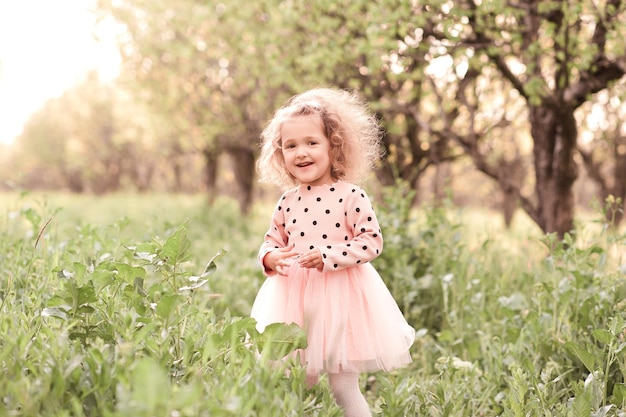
[
  {"left": 313, "top": 220, "right": 317, "bottom": 225},
  {"left": 361, "top": 193, "right": 365, "bottom": 198},
  {"left": 356, "top": 208, "right": 360, "bottom": 212},
  {"left": 300, "top": 232, "right": 305, "bottom": 236},
  {"left": 362, "top": 246, "right": 367, "bottom": 250},
  {"left": 307, "top": 186, "right": 311, "bottom": 190},
  {"left": 325, "top": 209, "right": 330, "bottom": 214},
  {"left": 335, "top": 223, "right": 340, "bottom": 228},
  {"left": 316, "top": 197, "right": 321, "bottom": 202},
  {"left": 347, "top": 243, "right": 351, "bottom": 247},
  {"left": 333, "top": 264, "right": 338, "bottom": 268},
  {"left": 376, "top": 249, "right": 379, "bottom": 254},
  {"left": 357, "top": 260, "right": 361, "bottom": 264},
  {"left": 344, "top": 236, "right": 349, "bottom": 240},
  {"left": 352, "top": 189, "right": 356, "bottom": 192},
  {"left": 298, "top": 197, "right": 301, "bottom": 201},
  {"left": 360, "top": 228, "right": 366, "bottom": 232},
  {"left": 367, "top": 216, "right": 372, "bottom": 221},
  {"left": 304, "top": 208, "right": 309, "bottom": 212},
  {"left": 323, "top": 254, "right": 327, "bottom": 258},
  {"left": 286, "top": 208, "right": 290, "bottom": 212},
  {"left": 327, "top": 245, "right": 332, "bottom": 249},
  {"left": 330, "top": 187, "right": 335, "bottom": 191},
  {"left": 292, "top": 219, "right": 296, "bottom": 224},
  {"left": 373, "top": 233, "right": 378, "bottom": 237},
  {"left": 278, "top": 206, "right": 282, "bottom": 211},
  {"left": 310, "top": 245, "right": 314, "bottom": 250},
  {"left": 322, "top": 234, "right": 327, "bottom": 239},
  {"left": 342, "top": 252, "right": 347, "bottom": 256}
]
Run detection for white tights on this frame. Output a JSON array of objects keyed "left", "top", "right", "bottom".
[{"left": 328, "top": 372, "right": 372, "bottom": 417}]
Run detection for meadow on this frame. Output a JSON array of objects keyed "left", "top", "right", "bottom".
[{"left": 0, "top": 186, "right": 625, "bottom": 416}]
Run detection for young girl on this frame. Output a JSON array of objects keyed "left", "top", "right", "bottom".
[{"left": 251, "top": 88, "right": 415, "bottom": 417}]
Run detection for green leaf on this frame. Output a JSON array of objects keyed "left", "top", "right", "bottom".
[
  {"left": 182, "top": 249, "right": 228, "bottom": 291},
  {"left": 254, "top": 322, "right": 308, "bottom": 360},
  {"left": 591, "top": 329, "right": 614, "bottom": 345},
  {"left": 571, "top": 390, "right": 591, "bottom": 417},
  {"left": 134, "top": 277, "right": 148, "bottom": 297},
  {"left": 155, "top": 294, "right": 183, "bottom": 320},
  {"left": 76, "top": 283, "right": 97, "bottom": 306},
  {"left": 201, "top": 248, "right": 227, "bottom": 276},
  {"left": 565, "top": 342, "right": 596, "bottom": 372},
  {"left": 161, "top": 223, "right": 191, "bottom": 265},
  {"left": 611, "top": 383, "right": 626, "bottom": 406}
]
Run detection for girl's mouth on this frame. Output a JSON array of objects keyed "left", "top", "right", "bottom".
[{"left": 296, "top": 162, "right": 313, "bottom": 167}]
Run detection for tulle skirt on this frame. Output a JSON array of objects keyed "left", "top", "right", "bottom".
[{"left": 250, "top": 262, "right": 415, "bottom": 377}]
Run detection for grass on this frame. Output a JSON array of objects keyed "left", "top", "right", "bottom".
[{"left": 1, "top": 188, "right": 625, "bottom": 416}]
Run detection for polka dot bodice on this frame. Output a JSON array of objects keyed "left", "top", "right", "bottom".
[{"left": 260, "top": 181, "right": 383, "bottom": 273}]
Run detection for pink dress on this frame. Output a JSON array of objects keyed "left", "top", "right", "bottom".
[{"left": 250, "top": 181, "right": 415, "bottom": 377}]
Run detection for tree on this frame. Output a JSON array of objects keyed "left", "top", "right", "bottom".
[
  {"left": 15, "top": 72, "right": 159, "bottom": 193},
  {"left": 279, "top": 0, "right": 461, "bottom": 197},
  {"left": 249, "top": 0, "right": 533, "bottom": 219},
  {"left": 14, "top": 97, "right": 74, "bottom": 190},
  {"left": 415, "top": 0, "right": 626, "bottom": 237},
  {"left": 96, "top": 0, "right": 298, "bottom": 212}
]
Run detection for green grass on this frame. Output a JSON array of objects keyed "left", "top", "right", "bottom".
[{"left": 1, "top": 189, "right": 625, "bottom": 416}]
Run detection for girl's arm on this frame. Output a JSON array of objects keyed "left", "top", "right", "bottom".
[
  {"left": 258, "top": 195, "right": 298, "bottom": 275},
  {"left": 317, "top": 188, "right": 383, "bottom": 272}
]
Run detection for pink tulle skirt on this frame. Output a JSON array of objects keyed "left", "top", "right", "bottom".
[{"left": 250, "top": 262, "right": 415, "bottom": 377}]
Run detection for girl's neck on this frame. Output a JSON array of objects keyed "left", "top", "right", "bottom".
[{"left": 298, "top": 180, "right": 340, "bottom": 188}]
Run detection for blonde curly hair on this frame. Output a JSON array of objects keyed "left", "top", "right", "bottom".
[{"left": 257, "top": 88, "right": 384, "bottom": 189}]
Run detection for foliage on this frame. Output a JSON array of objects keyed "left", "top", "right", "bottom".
[
  {"left": 6, "top": 0, "right": 626, "bottom": 232},
  {"left": 0, "top": 194, "right": 317, "bottom": 416},
  {"left": 2, "top": 189, "right": 626, "bottom": 416}
]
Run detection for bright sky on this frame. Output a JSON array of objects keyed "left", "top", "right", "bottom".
[{"left": 0, "top": 0, "right": 121, "bottom": 145}]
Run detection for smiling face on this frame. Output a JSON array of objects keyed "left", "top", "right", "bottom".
[{"left": 280, "top": 114, "right": 333, "bottom": 187}]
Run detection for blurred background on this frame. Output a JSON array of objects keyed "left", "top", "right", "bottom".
[{"left": 1, "top": 0, "right": 625, "bottom": 237}]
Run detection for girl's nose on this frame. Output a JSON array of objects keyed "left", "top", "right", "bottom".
[{"left": 296, "top": 146, "right": 308, "bottom": 157}]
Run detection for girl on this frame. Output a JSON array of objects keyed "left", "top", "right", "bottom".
[{"left": 251, "top": 88, "right": 415, "bottom": 417}]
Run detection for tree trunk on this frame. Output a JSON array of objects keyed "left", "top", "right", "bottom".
[
  {"left": 227, "top": 147, "right": 255, "bottom": 215},
  {"left": 529, "top": 105, "right": 579, "bottom": 238},
  {"left": 203, "top": 147, "right": 219, "bottom": 206}
]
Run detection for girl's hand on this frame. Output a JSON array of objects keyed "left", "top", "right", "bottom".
[
  {"left": 263, "top": 243, "right": 299, "bottom": 276},
  {"left": 298, "top": 247, "right": 323, "bottom": 271}
]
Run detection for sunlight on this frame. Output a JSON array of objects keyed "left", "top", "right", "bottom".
[{"left": 0, "top": 0, "right": 120, "bottom": 145}]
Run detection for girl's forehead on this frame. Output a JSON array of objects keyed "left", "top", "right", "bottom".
[
  {"left": 282, "top": 113, "right": 323, "bottom": 128},
  {"left": 280, "top": 114, "right": 326, "bottom": 139}
]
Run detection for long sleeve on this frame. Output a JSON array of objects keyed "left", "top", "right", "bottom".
[
  {"left": 316, "top": 187, "right": 383, "bottom": 272},
  {"left": 258, "top": 193, "right": 289, "bottom": 276}
]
